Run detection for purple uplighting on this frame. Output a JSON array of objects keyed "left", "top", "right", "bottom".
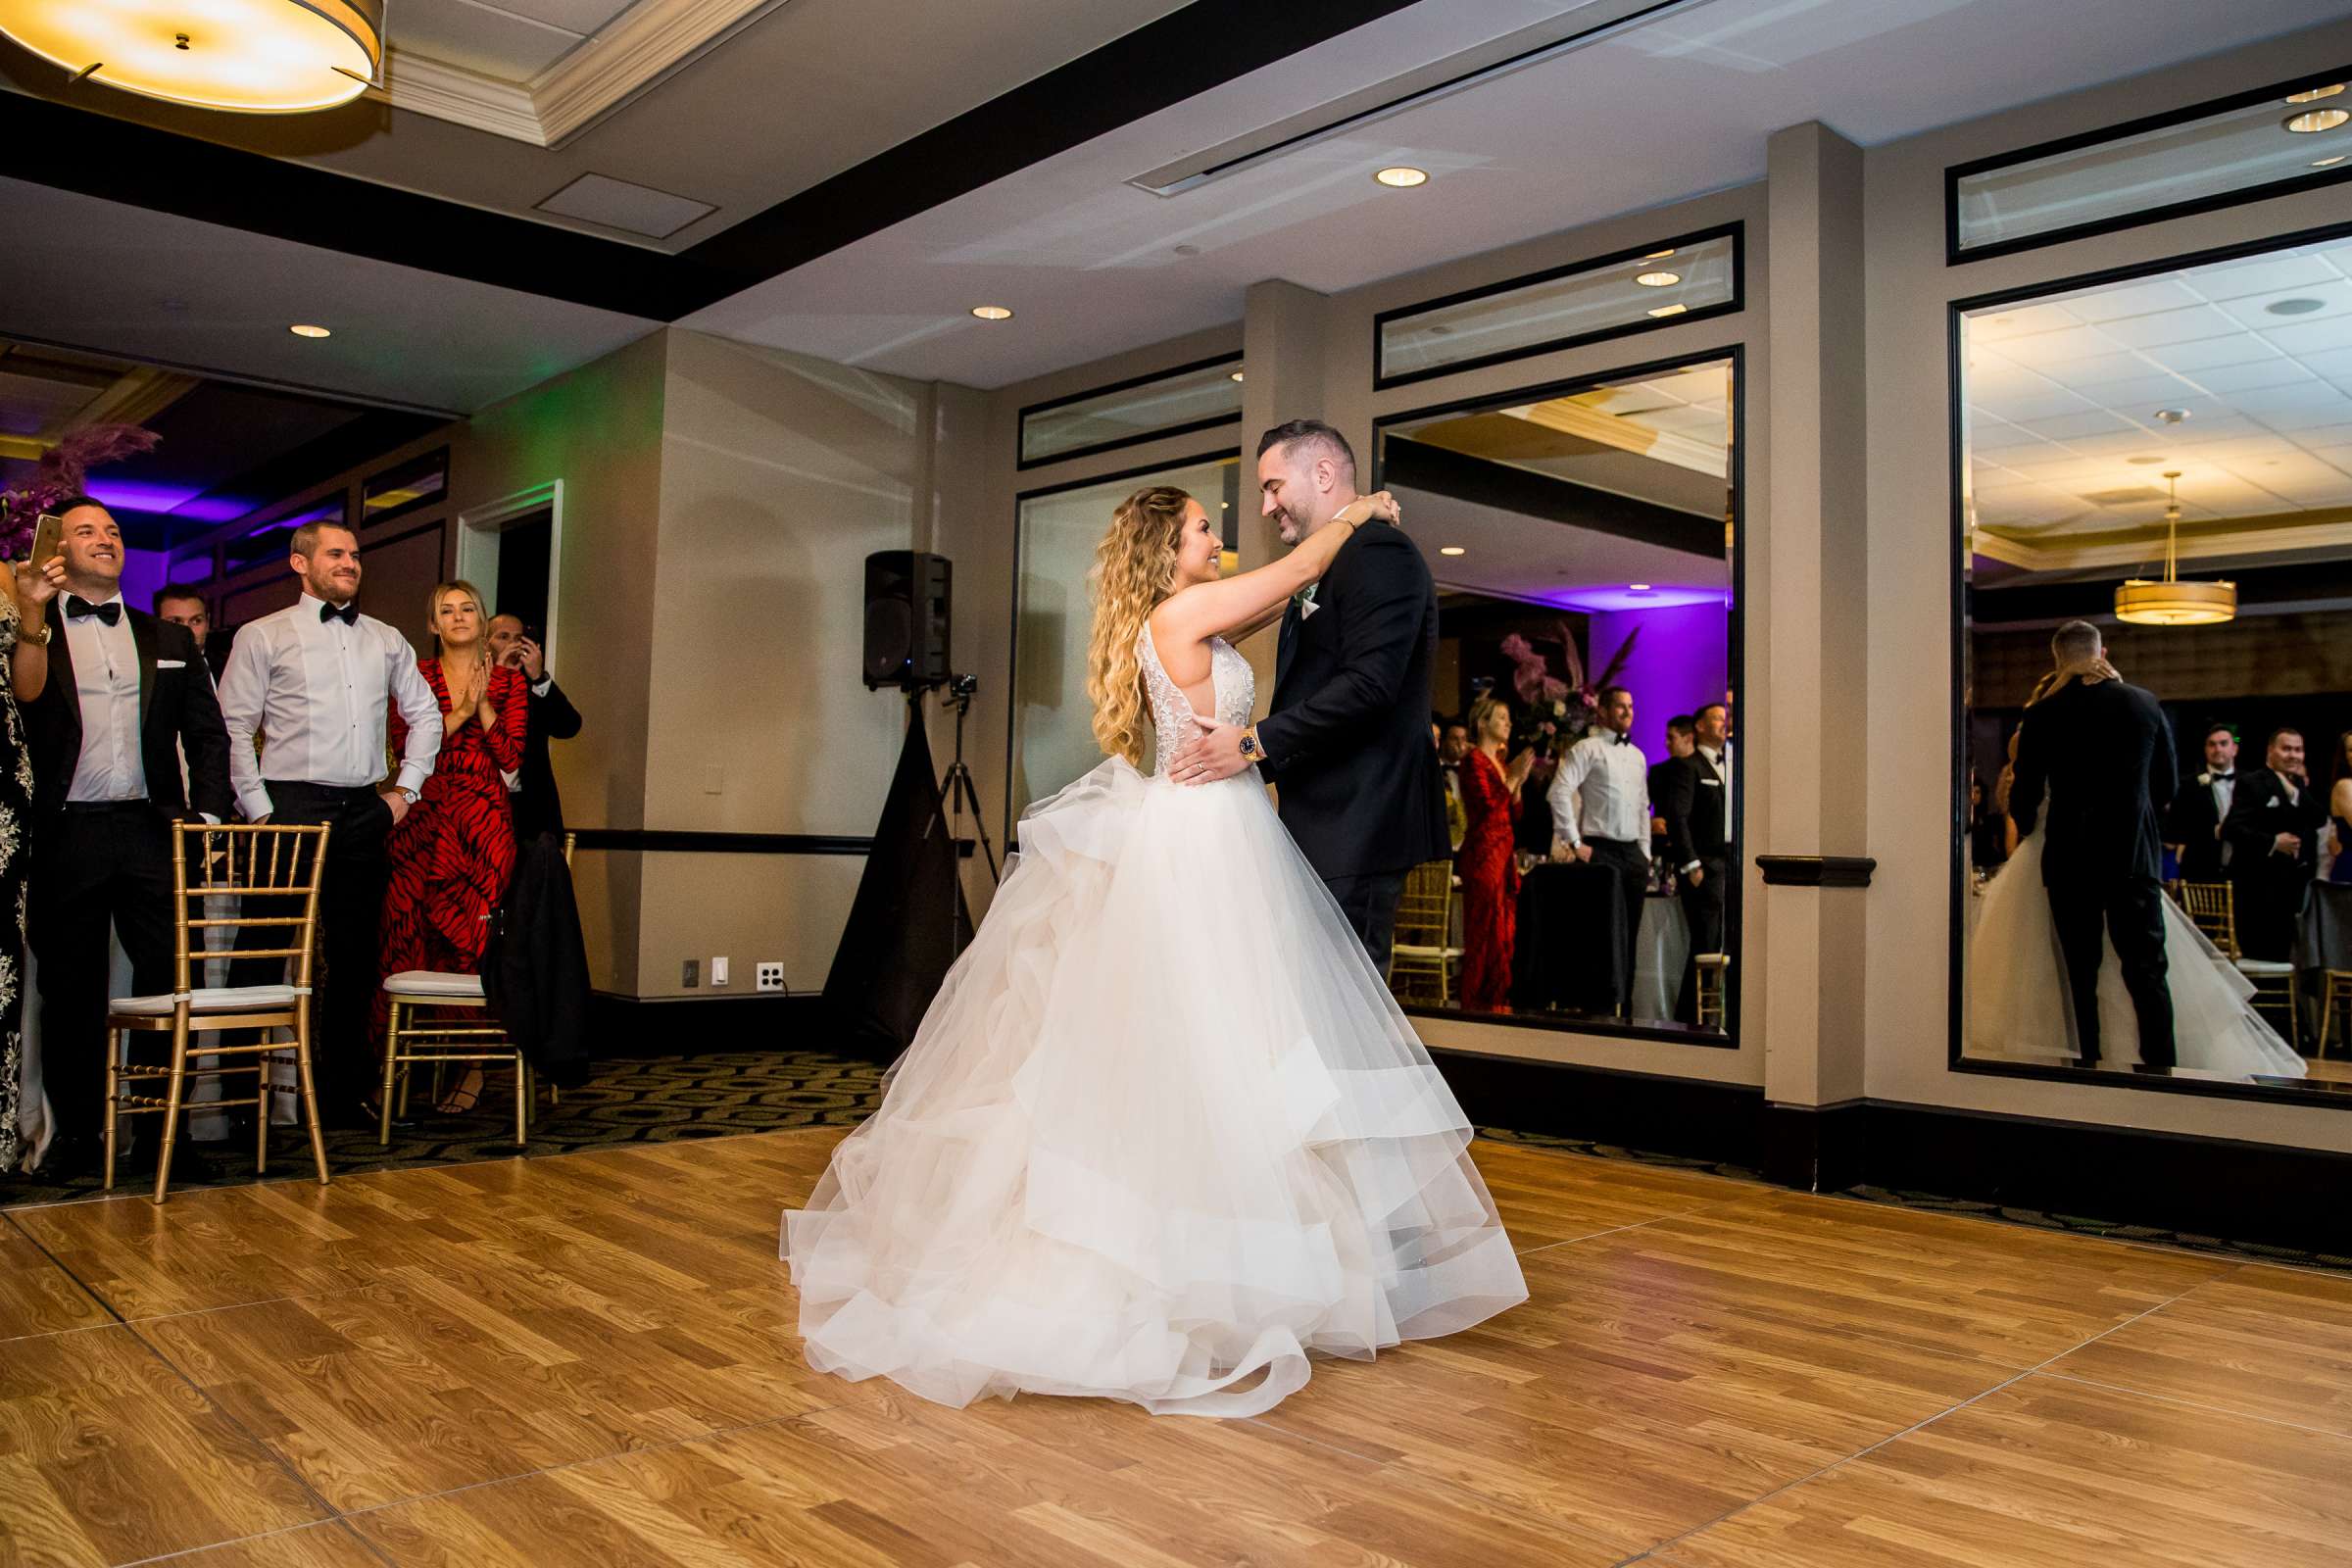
[
  {"left": 1547, "top": 584, "right": 1728, "bottom": 613},
  {"left": 82, "top": 480, "right": 251, "bottom": 522}
]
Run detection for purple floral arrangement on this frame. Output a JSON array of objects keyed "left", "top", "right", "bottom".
[
  {"left": 1498, "top": 618, "right": 1641, "bottom": 758},
  {"left": 0, "top": 423, "right": 160, "bottom": 559}
]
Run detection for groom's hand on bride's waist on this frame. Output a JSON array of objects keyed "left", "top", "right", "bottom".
[{"left": 1170, "top": 715, "right": 1252, "bottom": 786}]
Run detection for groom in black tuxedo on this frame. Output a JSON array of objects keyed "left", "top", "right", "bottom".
[
  {"left": 1168, "top": 419, "right": 1446, "bottom": 972},
  {"left": 2222, "top": 727, "right": 2324, "bottom": 962},
  {"left": 2007, "top": 620, "right": 2178, "bottom": 1066}
]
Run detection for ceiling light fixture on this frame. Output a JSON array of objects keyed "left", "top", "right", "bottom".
[
  {"left": 2114, "top": 470, "right": 2235, "bottom": 627},
  {"left": 2286, "top": 83, "right": 2347, "bottom": 103},
  {"left": 1629, "top": 583, "right": 1653, "bottom": 592},
  {"left": 2283, "top": 107, "right": 2351, "bottom": 134},
  {"left": 1646, "top": 303, "right": 1689, "bottom": 318},
  {"left": 2315, "top": 155, "right": 2348, "bottom": 168},
  {"left": 1374, "top": 166, "right": 1429, "bottom": 188},
  {"left": 1635, "top": 270, "right": 1682, "bottom": 287},
  {"left": 1439, "top": 546, "right": 1466, "bottom": 557},
  {"left": 969, "top": 305, "right": 1013, "bottom": 321},
  {"left": 2268, "top": 297, "right": 2327, "bottom": 316},
  {"left": 1642, "top": 249, "right": 1677, "bottom": 260},
  {"left": 288, "top": 323, "right": 331, "bottom": 338},
  {"left": 1229, "top": 370, "right": 1245, "bottom": 382},
  {"left": 0, "top": 0, "right": 383, "bottom": 114},
  {"left": 2153, "top": 408, "right": 2189, "bottom": 425}
]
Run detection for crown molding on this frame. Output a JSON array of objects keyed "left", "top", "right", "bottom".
[
  {"left": 534, "top": 0, "right": 789, "bottom": 148},
  {"left": 378, "top": 47, "right": 548, "bottom": 146},
  {"left": 374, "top": 0, "right": 786, "bottom": 152}
]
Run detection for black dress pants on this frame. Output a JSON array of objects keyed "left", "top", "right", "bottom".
[
  {"left": 1325, "top": 869, "right": 1408, "bottom": 977},
  {"left": 29, "top": 804, "right": 177, "bottom": 1143},
  {"left": 1587, "top": 838, "right": 1648, "bottom": 1015},
  {"left": 2047, "top": 874, "right": 2174, "bottom": 1066},
  {"left": 230, "top": 782, "right": 393, "bottom": 1107},
  {"left": 1675, "top": 856, "right": 1728, "bottom": 1026}
]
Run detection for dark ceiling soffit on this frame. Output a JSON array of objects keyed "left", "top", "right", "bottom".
[
  {"left": 0, "top": 89, "right": 696, "bottom": 319},
  {"left": 1384, "top": 434, "right": 1725, "bottom": 561},
  {"left": 0, "top": 0, "right": 1419, "bottom": 322},
  {"left": 1969, "top": 558, "right": 2352, "bottom": 624}
]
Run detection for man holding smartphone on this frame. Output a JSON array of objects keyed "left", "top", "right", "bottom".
[{"left": 488, "top": 612, "right": 581, "bottom": 843}]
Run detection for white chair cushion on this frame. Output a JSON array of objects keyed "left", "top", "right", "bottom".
[
  {"left": 1392, "top": 943, "right": 1464, "bottom": 960},
  {"left": 2233, "top": 958, "right": 2296, "bottom": 976},
  {"left": 382, "top": 970, "right": 486, "bottom": 1001},
  {"left": 111, "top": 985, "right": 304, "bottom": 1016}
]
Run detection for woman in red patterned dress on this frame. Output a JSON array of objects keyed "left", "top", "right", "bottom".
[
  {"left": 379, "top": 579, "right": 527, "bottom": 1112},
  {"left": 1458, "top": 694, "right": 1533, "bottom": 1012}
]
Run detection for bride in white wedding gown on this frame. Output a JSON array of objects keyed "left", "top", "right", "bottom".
[
  {"left": 1967, "top": 664, "right": 2305, "bottom": 1081},
  {"left": 783, "top": 484, "right": 1527, "bottom": 1418}
]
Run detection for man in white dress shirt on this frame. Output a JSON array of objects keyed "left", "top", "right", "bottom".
[
  {"left": 218, "top": 519, "right": 440, "bottom": 1126},
  {"left": 23, "top": 500, "right": 233, "bottom": 1174},
  {"left": 1546, "top": 685, "right": 1650, "bottom": 1015}
]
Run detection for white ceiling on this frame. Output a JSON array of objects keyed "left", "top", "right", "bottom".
[
  {"left": 0, "top": 175, "right": 656, "bottom": 415},
  {"left": 682, "top": 0, "right": 2352, "bottom": 386},
  {"left": 394, "top": 0, "right": 638, "bottom": 80},
  {"left": 1399, "top": 485, "right": 1728, "bottom": 610},
  {"left": 1966, "top": 233, "right": 2352, "bottom": 541}
]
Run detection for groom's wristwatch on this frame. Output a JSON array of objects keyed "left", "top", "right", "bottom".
[{"left": 1239, "top": 726, "right": 1265, "bottom": 764}]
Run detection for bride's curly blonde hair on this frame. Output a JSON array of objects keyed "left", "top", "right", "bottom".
[{"left": 1086, "top": 485, "right": 1194, "bottom": 766}]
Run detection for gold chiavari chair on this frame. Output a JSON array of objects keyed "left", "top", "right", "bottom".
[
  {"left": 2317, "top": 970, "right": 2351, "bottom": 1061},
  {"left": 1693, "top": 953, "right": 1730, "bottom": 1030},
  {"left": 105, "top": 822, "right": 332, "bottom": 1203},
  {"left": 2180, "top": 880, "right": 2301, "bottom": 1051},
  {"left": 1388, "top": 858, "right": 1464, "bottom": 1004},
  {"left": 377, "top": 833, "right": 575, "bottom": 1147}
]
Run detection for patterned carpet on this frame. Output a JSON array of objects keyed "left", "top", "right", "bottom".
[
  {"left": 0, "top": 1050, "right": 890, "bottom": 1208},
  {"left": 7, "top": 1050, "right": 2345, "bottom": 1276}
]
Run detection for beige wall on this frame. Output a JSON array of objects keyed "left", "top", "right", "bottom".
[
  {"left": 448, "top": 329, "right": 668, "bottom": 993},
  {"left": 1864, "top": 20, "right": 2352, "bottom": 1152},
  {"left": 632, "top": 331, "right": 931, "bottom": 998}
]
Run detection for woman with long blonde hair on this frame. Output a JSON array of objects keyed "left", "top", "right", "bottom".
[{"left": 787, "top": 480, "right": 1526, "bottom": 1420}]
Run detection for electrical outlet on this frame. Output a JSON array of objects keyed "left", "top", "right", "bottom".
[
  {"left": 756, "top": 962, "right": 785, "bottom": 993},
  {"left": 681, "top": 957, "right": 699, "bottom": 988},
  {"left": 710, "top": 956, "right": 729, "bottom": 988}
]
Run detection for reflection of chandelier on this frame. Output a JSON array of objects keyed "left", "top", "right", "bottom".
[
  {"left": 2114, "top": 470, "right": 2235, "bottom": 626},
  {"left": 0, "top": 0, "right": 384, "bottom": 115}
]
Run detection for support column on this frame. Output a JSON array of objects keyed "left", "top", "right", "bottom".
[
  {"left": 1759, "top": 122, "right": 1873, "bottom": 1185},
  {"left": 1236, "top": 279, "right": 1334, "bottom": 713}
]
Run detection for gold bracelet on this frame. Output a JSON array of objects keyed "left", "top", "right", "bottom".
[{"left": 17, "top": 617, "right": 48, "bottom": 647}]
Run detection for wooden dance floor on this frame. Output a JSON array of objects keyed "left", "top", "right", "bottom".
[{"left": 4, "top": 1127, "right": 2350, "bottom": 1566}]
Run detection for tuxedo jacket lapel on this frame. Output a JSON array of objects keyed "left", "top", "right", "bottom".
[{"left": 130, "top": 607, "right": 159, "bottom": 733}]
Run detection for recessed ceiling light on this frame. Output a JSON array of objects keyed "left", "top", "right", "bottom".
[
  {"left": 1439, "top": 546, "right": 1466, "bottom": 557},
  {"left": 2316, "top": 155, "right": 2348, "bottom": 168},
  {"left": 1374, "top": 166, "right": 1429, "bottom": 188},
  {"left": 969, "top": 305, "right": 1013, "bottom": 320},
  {"left": 1646, "top": 303, "right": 1688, "bottom": 318},
  {"left": 2127, "top": 455, "right": 2168, "bottom": 466},
  {"left": 1229, "top": 369, "right": 1245, "bottom": 382},
  {"left": 288, "top": 323, "right": 331, "bottom": 338},
  {"left": 1630, "top": 583, "right": 1653, "bottom": 592},
  {"left": 2286, "top": 83, "right": 2347, "bottom": 103},
  {"left": 2268, "top": 296, "right": 2328, "bottom": 316},
  {"left": 1635, "top": 270, "right": 1682, "bottom": 287},
  {"left": 1172, "top": 243, "right": 1201, "bottom": 257},
  {"left": 2283, "top": 107, "right": 2350, "bottom": 133},
  {"left": 1642, "top": 248, "right": 1677, "bottom": 260}
]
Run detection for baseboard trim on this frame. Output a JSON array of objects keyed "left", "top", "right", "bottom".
[
  {"left": 1431, "top": 1048, "right": 1768, "bottom": 1169},
  {"left": 587, "top": 989, "right": 832, "bottom": 1057},
  {"left": 1761, "top": 1099, "right": 1869, "bottom": 1192}
]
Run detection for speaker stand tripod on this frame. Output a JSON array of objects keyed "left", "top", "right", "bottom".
[{"left": 918, "top": 677, "right": 1000, "bottom": 949}]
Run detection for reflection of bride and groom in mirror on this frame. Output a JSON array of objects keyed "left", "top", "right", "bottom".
[{"left": 1968, "top": 619, "right": 2306, "bottom": 1081}]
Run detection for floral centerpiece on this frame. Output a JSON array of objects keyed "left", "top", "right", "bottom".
[{"left": 1496, "top": 618, "right": 1642, "bottom": 760}]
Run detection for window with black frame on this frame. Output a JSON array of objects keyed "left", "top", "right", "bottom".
[
  {"left": 1376, "top": 352, "right": 1740, "bottom": 1042},
  {"left": 1955, "top": 230, "right": 2352, "bottom": 1101}
]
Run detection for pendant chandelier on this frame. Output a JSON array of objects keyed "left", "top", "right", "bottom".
[
  {"left": 2114, "top": 470, "right": 2236, "bottom": 626},
  {"left": 0, "top": 1, "right": 384, "bottom": 115}
]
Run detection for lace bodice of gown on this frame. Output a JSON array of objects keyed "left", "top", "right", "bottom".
[{"left": 1137, "top": 627, "right": 1253, "bottom": 777}]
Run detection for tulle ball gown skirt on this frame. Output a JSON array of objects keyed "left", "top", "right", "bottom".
[{"left": 783, "top": 758, "right": 1528, "bottom": 1418}]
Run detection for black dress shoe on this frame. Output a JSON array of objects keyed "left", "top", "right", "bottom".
[{"left": 32, "top": 1133, "right": 99, "bottom": 1181}]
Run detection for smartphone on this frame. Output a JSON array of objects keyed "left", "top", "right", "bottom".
[{"left": 25, "top": 514, "right": 63, "bottom": 631}]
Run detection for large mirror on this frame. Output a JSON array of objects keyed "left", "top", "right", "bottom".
[
  {"left": 1956, "top": 231, "right": 2352, "bottom": 1099},
  {"left": 1375, "top": 353, "right": 1740, "bottom": 1042}
]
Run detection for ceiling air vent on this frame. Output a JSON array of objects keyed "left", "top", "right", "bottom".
[
  {"left": 1128, "top": 0, "right": 1702, "bottom": 197},
  {"left": 536, "top": 172, "right": 716, "bottom": 241}
]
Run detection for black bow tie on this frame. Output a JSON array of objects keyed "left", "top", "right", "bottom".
[
  {"left": 2212, "top": 772, "right": 2233, "bottom": 781},
  {"left": 318, "top": 601, "right": 358, "bottom": 626},
  {"left": 1614, "top": 732, "right": 1631, "bottom": 746},
  {"left": 65, "top": 596, "right": 121, "bottom": 626}
]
